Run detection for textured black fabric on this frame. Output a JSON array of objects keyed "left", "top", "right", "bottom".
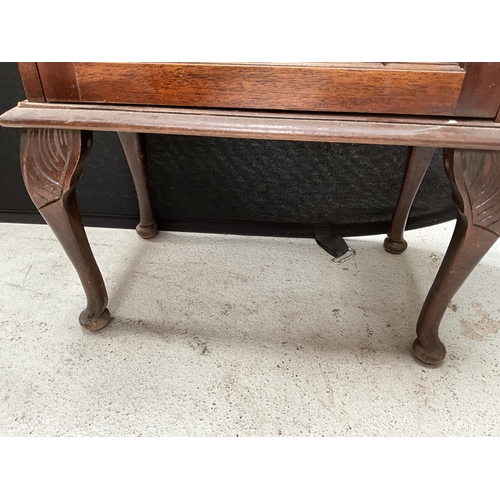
[{"left": 145, "top": 134, "right": 451, "bottom": 226}]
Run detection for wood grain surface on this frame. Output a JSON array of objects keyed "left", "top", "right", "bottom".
[{"left": 36, "top": 62, "right": 466, "bottom": 116}]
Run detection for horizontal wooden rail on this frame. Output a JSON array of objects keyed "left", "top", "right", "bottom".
[{"left": 1, "top": 101, "right": 500, "bottom": 150}]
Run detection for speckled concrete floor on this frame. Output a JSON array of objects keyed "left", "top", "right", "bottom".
[{"left": 0, "top": 221, "right": 499, "bottom": 436}]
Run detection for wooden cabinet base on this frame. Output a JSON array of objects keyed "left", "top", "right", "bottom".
[{"left": 3, "top": 102, "right": 500, "bottom": 364}]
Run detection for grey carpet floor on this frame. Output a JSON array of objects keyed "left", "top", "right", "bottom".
[{"left": 0, "top": 221, "right": 499, "bottom": 436}]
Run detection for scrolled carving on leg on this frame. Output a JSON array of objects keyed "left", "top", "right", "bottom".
[
  {"left": 117, "top": 132, "right": 158, "bottom": 239},
  {"left": 413, "top": 148, "right": 500, "bottom": 364},
  {"left": 385, "top": 146, "right": 436, "bottom": 254},
  {"left": 21, "top": 128, "right": 110, "bottom": 331}
]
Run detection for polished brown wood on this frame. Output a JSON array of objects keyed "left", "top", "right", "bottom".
[
  {"left": 2, "top": 102, "right": 500, "bottom": 150},
  {"left": 17, "top": 63, "right": 45, "bottom": 102},
  {"left": 413, "top": 149, "right": 500, "bottom": 364},
  {"left": 117, "top": 132, "right": 158, "bottom": 239},
  {"left": 16, "top": 99, "right": 500, "bottom": 126},
  {"left": 384, "top": 147, "right": 436, "bottom": 254},
  {"left": 455, "top": 63, "right": 500, "bottom": 118},
  {"left": 36, "top": 62, "right": 466, "bottom": 116},
  {"left": 37, "top": 63, "right": 80, "bottom": 102},
  {"left": 20, "top": 128, "right": 110, "bottom": 331}
]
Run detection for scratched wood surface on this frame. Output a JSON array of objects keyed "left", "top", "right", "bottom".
[{"left": 2, "top": 101, "right": 500, "bottom": 150}]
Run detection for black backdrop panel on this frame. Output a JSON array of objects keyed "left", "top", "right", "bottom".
[
  {"left": 0, "top": 62, "right": 33, "bottom": 213},
  {"left": 0, "top": 62, "right": 456, "bottom": 237}
]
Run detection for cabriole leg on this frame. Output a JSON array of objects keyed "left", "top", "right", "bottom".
[
  {"left": 384, "top": 146, "right": 436, "bottom": 254},
  {"left": 117, "top": 132, "right": 158, "bottom": 239},
  {"left": 21, "top": 128, "right": 110, "bottom": 331},
  {"left": 413, "top": 148, "right": 500, "bottom": 364}
]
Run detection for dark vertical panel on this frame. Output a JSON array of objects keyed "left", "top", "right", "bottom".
[{"left": 0, "top": 63, "right": 34, "bottom": 213}]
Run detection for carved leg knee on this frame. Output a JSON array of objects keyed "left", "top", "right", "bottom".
[{"left": 21, "top": 128, "right": 110, "bottom": 331}]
